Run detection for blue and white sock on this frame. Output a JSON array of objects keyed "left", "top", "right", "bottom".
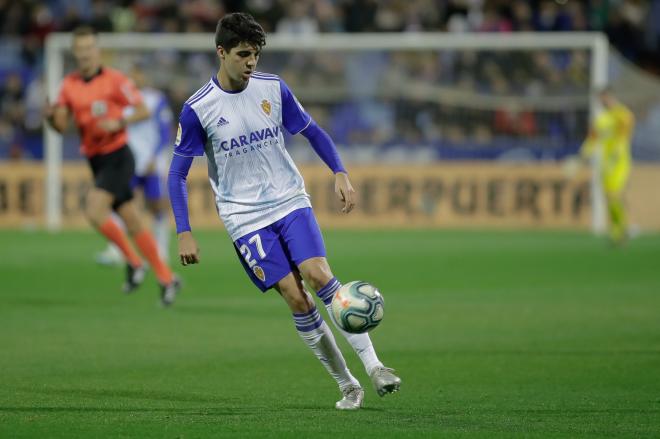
[
  {"left": 317, "top": 277, "right": 384, "bottom": 374},
  {"left": 294, "top": 307, "right": 358, "bottom": 390}
]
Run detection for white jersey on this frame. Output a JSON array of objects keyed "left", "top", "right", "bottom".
[
  {"left": 174, "top": 72, "right": 313, "bottom": 240},
  {"left": 125, "top": 87, "right": 173, "bottom": 176}
]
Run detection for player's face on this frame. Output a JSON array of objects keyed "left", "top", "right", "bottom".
[
  {"left": 72, "top": 35, "right": 101, "bottom": 74},
  {"left": 219, "top": 42, "right": 261, "bottom": 84}
]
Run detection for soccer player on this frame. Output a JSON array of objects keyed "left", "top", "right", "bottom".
[
  {"left": 168, "top": 13, "right": 401, "bottom": 410},
  {"left": 96, "top": 63, "right": 173, "bottom": 265},
  {"left": 44, "top": 26, "right": 181, "bottom": 306},
  {"left": 578, "top": 88, "right": 634, "bottom": 244}
]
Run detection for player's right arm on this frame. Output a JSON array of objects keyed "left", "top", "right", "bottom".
[
  {"left": 167, "top": 103, "right": 207, "bottom": 266},
  {"left": 44, "top": 103, "right": 69, "bottom": 134},
  {"left": 44, "top": 81, "right": 72, "bottom": 134}
]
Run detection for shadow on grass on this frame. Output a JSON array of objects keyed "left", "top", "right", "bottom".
[
  {"left": 8, "top": 388, "right": 379, "bottom": 414},
  {"left": 0, "top": 406, "right": 252, "bottom": 415},
  {"left": 16, "top": 387, "right": 233, "bottom": 405}
]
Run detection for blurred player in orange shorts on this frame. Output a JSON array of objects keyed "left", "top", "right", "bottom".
[{"left": 44, "top": 26, "right": 180, "bottom": 305}]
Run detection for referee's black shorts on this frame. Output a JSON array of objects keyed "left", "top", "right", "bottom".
[{"left": 88, "top": 145, "right": 135, "bottom": 211}]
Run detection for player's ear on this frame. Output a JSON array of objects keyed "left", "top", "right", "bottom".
[{"left": 217, "top": 46, "right": 225, "bottom": 60}]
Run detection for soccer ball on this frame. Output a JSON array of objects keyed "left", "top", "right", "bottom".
[{"left": 331, "top": 281, "right": 384, "bottom": 334}]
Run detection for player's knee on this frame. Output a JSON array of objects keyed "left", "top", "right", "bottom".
[
  {"left": 84, "top": 199, "right": 108, "bottom": 226},
  {"left": 298, "top": 258, "right": 333, "bottom": 291},
  {"left": 304, "top": 264, "right": 334, "bottom": 292},
  {"left": 284, "top": 290, "right": 314, "bottom": 314},
  {"left": 115, "top": 203, "right": 144, "bottom": 236},
  {"left": 122, "top": 216, "right": 144, "bottom": 236}
]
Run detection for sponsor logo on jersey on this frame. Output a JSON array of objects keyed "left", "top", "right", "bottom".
[
  {"left": 253, "top": 265, "right": 266, "bottom": 281},
  {"left": 219, "top": 126, "right": 280, "bottom": 152},
  {"left": 261, "top": 99, "right": 271, "bottom": 116},
  {"left": 216, "top": 116, "right": 229, "bottom": 127},
  {"left": 91, "top": 100, "right": 107, "bottom": 117}
]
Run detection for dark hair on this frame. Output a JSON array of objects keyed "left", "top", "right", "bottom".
[
  {"left": 214, "top": 13, "right": 266, "bottom": 52},
  {"left": 72, "top": 26, "right": 98, "bottom": 38}
]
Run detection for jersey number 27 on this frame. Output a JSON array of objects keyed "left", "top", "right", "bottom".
[{"left": 239, "top": 234, "right": 266, "bottom": 268}]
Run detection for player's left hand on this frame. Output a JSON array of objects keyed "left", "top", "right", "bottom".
[
  {"left": 178, "top": 231, "right": 200, "bottom": 266},
  {"left": 335, "top": 172, "right": 356, "bottom": 214},
  {"left": 98, "top": 118, "right": 124, "bottom": 133}
]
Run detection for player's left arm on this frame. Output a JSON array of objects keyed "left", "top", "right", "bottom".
[
  {"left": 301, "top": 121, "right": 355, "bottom": 213},
  {"left": 280, "top": 79, "right": 355, "bottom": 213}
]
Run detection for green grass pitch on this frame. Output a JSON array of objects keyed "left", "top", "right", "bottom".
[{"left": 1, "top": 229, "right": 659, "bottom": 438}]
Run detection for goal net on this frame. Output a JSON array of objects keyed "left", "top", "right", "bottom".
[{"left": 44, "top": 32, "right": 611, "bottom": 230}]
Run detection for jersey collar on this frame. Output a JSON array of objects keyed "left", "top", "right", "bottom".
[
  {"left": 211, "top": 74, "right": 248, "bottom": 95},
  {"left": 80, "top": 66, "right": 103, "bottom": 83}
]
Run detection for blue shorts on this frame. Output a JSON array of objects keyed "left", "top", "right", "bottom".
[
  {"left": 234, "top": 208, "right": 326, "bottom": 292},
  {"left": 131, "top": 175, "right": 163, "bottom": 201}
]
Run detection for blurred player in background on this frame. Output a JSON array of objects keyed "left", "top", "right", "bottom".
[
  {"left": 168, "top": 13, "right": 401, "bottom": 410},
  {"left": 44, "top": 26, "right": 181, "bottom": 306},
  {"left": 96, "top": 63, "right": 173, "bottom": 265},
  {"left": 568, "top": 88, "right": 634, "bottom": 245}
]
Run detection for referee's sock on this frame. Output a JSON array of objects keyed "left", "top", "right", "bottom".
[
  {"left": 98, "top": 217, "right": 142, "bottom": 268},
  {"left": 134, "top": 230, "right": 173, "bottom": 285}
]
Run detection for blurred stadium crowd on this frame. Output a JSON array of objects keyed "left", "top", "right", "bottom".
[{"left": 1, "top": 0, "right": 660, "bottom": 161}]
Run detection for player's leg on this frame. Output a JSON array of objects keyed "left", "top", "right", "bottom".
[
  {"left": 280, "top": 207, "right": 401, "bottom": 396},
  {"left": 603, "top": 165, "right": 629, "bottom": 244},
  {"left": 116, "top": 199, "right": 179, "bottom": 304},
  {"left": 94, "top": 215, "right": 124, "bottom": 266},
  {"left": 606, "top": 192, "right": 627, "bottom": 244},
  {"left": 274, "top": 271, "right": 363, "bottom": 409},
  {"left": 85, "top": 187, "right": 143, "bottom": 274},
  {"left": 234, "top": 225, "right": 362, "bottom": 409},
  {"left": 300, "top": 257, "right": 384, "bottom": 370},
  {"left": 299, "top": 257, "right": 401, "bottom": 396},
  {"left": 95, "top": 172, "right": 143, "bottom": 266},
  {"left": 143, "top": 174, "right": 170, "bottom": 262},
  {"left": 106, "top": 146, "right": 178, "bottom": 303},
  {"left": 86, "top": 150, "right": 145, "bottom": 286}
]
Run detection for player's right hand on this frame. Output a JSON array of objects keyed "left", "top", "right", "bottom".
[
  {"left": 43, "top": 98, "right": 56, "bottom": 121},
  {"left": 178, "top": 231, "right": 200, "bottom": 266}
]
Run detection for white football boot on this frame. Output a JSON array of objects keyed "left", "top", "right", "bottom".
[
  {"left": 335, "top": 384, "right": 364, "bottom": 410},
  {"left": 369, "top": 366, "right": 401, "bottom": 396}
]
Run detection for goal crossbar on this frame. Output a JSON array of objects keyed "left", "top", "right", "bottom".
[{"left": 44, "top": 31, "right": 609, "bottom": 232}]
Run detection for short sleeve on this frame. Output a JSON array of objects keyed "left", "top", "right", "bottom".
[
  {"left": 280, "top": 79, "right": 311, "bottom": 135},
  {"left": 174, "top": 103, "right": 207, "bottom": 157}
]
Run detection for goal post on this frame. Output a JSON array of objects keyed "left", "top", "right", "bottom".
[{"left": 43, "top": 31, "right": 609, "bottom": 232}]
